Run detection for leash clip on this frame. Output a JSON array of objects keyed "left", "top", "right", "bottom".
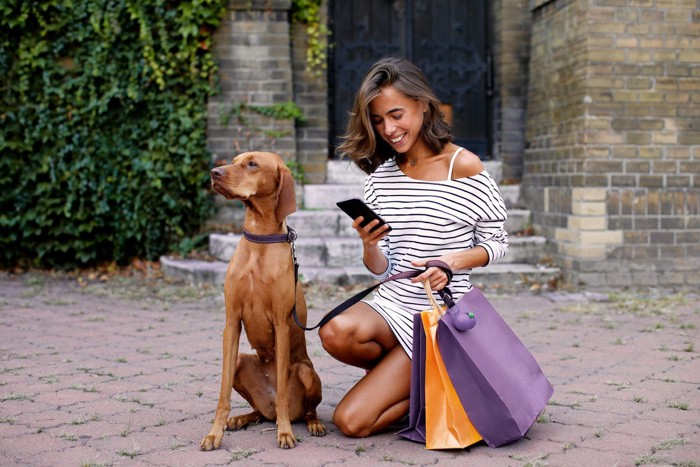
[{"left": 287, "top": 227, "right": 299, "bottom": 266}]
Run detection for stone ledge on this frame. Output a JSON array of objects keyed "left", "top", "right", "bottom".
[{"left": 160, "top": 256, "right": 561, "bottom": 293}]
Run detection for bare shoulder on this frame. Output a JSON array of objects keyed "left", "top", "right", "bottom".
[{"left": 450, "top": 148, "right": 484, "bottom": 179}]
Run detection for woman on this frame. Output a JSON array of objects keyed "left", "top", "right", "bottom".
[{"left": 319, "top": 57, "right": 509, "bottom": 437}]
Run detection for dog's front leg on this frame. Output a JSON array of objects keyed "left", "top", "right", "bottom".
[
  {"left": 274, "top": 321, "right": 295, "bottom": 448},
  {"left": 200, "top": 321, "right": 241, "bottom": 451}
]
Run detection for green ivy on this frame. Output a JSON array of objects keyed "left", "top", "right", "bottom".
[
  {"left": 222, "top": 101, "right": 306, "bottom": 127},
  {"left": 291, "top": 0, "right": 329, "bottom": 76},
  {"left": 0, "top": 0, "right": 228, "bottom": 269}
]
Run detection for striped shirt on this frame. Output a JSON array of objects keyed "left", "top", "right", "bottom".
[{"left": 362, "top": 148, "right": 509, "bottom": 358}]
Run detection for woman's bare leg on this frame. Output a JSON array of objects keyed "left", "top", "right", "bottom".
[
  {"left": 318, "top": 302, "right": 412, "bottom": 437},
  {"left": 318, "top": 302, "right": 399, "bottom": 370},
  {"left": 332, "top": 345, "right": 411, "bottom": 437}
]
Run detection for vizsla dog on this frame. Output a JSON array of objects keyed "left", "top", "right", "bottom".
[{"left": 201, "top": 151, "right": 325, "bottom": 450}]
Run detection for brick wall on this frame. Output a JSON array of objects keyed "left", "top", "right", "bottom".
[
  {"left": 291, "top": 1, "right": 330, "bottom": 184},
  {"left": 523, "top": 0, "right": 700, "bottom": 289},
  {"left": 493, "top": 0, "right": 532, "bottom": 182},
  {"left": 207, "top": 0, "right": 296, "bottom": 164}
]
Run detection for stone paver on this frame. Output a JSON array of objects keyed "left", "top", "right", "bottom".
[{"left": 0, "top": 274, "right": 698, "bottom": 466}]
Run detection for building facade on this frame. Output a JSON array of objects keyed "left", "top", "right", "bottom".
[{"left": 207, "top": 0, "right": 699, "bottom": 289}]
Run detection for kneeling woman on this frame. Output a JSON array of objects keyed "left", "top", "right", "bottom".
[{"left": 320, "top": 56, "right": 509, "bottom": 437}]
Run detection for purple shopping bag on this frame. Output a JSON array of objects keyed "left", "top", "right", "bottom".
[
  {"left": 396, "top": 313, "right": 427, "bottom": 443},
  {"left": 436, "top": 287, "right": 554, "bottom": 448}
]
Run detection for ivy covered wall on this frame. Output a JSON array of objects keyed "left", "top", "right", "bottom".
[{"left": 0, "top": 0, "right": 228, "bottom": 268}]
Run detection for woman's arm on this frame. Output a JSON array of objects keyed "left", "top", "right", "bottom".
[{"left": 413, "top": 152, "right": 509, "bottom": 289}]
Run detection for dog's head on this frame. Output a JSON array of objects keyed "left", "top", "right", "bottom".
[{"left": 210, "top": 151, "right": 297, "bottom": 223}]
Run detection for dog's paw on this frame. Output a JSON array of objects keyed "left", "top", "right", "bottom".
[
  {"left": 307, "top": 419, "right": 326, "bottom": 437},
  {"left": 200, "top": 428, "right": 224, "bottom": 451},
  {"left": 226, "top": 412, "right": 261, "bottom": 431},
  {"left": 277, "top": 430, "right": 297, "bottom": 449}
]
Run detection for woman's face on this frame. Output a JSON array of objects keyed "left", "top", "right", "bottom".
[{"left": 369, "top": 85, "right": 428, "bottom": 154}]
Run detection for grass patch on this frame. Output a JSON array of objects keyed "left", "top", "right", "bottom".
[
  {"left": 60, "top": 432, "right": 77, "bottom": 441},
  {"left": 39, "top": 375, "right": 58, "bottom": 384},
  {"left": 117, "top": 446, "right": 141, "bottom": 459},
  {"left": 634, "top": 454, "right": 667, "bottom": 465},
  {"left": 508, "top": 453, "right": 549, "bottom": 467},
  {"left": 652, "top": 437, "right": 687, "bottom": 452},
  {"left": 81, "top": 461, "right": 111, "bottom": 467},
  {"left": 71, "top": 414, "right": 101, "bottom": 425},
  {"left": 231, "top": 448, "right": 259, "bottom": 461},
  {"left": 70, "top": 384, "right": 97, "bottom": 393},
  {"left": 381, "top": 453, "right": 416, "bottom": 465},
  {"left": 355, "top": 442, "right": 370, "bottom": 455},
  {"left": 170, "top": 438, "right": 187, "bottom": 450},
  {"left": 81, "top": 276, "right": 219, "bottom": 304},
  {"left": 1, "top": 392, "right": 33, "bottom": 402}
]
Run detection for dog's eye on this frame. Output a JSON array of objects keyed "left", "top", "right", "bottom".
[{"left": 247, "top": 161, "right": 259, "bottom": 168}]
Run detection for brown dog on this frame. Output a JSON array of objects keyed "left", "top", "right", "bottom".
[{"left": 200, "top": 151, "right": 325, "bottom": 450}]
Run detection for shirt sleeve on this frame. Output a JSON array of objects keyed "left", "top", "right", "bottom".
[
  {"left": 473, "top": 174, "right": 509, "bottom": 265},
  {"left": 363, "top": 177, "right": 393, "bottom": 280}
]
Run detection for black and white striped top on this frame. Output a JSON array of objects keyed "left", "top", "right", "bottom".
[{"left": 362, "top": 148, "right": 509, "bottom": 358}]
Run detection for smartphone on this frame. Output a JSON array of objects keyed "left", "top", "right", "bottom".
[{"left": 336, "top": 198, "right": 392, "bottom": 233}]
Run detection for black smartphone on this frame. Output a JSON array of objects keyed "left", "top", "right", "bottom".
[{"left": 336, "top": 198, "right": 392, "bottom": 233}]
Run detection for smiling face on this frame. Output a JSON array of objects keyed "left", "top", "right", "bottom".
[{"left": 369, "top": 85, "right": 428, "bottom": 156}]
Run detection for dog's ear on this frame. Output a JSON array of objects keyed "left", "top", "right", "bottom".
[{"left": 275, "top": 165, "right": 297, "bottom": 223}]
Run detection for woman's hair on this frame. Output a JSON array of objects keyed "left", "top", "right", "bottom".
[{"left": 336, "top": 56, "right": 453, "bottom": 174}]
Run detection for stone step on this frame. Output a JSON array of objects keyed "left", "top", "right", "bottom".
[
  {"left": 302, "top": 184, "right": 364, "bottom": 210},
  {"left": 326, "top": 159, "right": 366, "bottom": 185},
  {"left": 160, "top": 256, "right": 560, "bottom": 292},
  {"left": 210, "top": 233, "right": 549, "bottom": 268}
]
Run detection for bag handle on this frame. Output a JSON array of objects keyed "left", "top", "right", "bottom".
[
  {"left": 293, "top": 259, "right": 453, "bottom": 331},
  {"left": 422, "top": 280, "right": 444, "bottom": 315}
]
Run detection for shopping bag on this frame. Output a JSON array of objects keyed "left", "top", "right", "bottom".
[
  {"left": 395, "top": 312, "right": 427, "bottom": 444},
  {"left": 398, "top": 282, "right": 482, "bottom": 449},
  {"left": 435, "top": 286, "right": 554, "bottom": 448}
]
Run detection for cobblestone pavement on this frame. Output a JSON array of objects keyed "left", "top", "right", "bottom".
[{"left": 0, "top": 273, "right": 698, "bottom": 467}]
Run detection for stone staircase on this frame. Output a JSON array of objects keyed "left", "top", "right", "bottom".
[{"left": 161, "top": 160, "right": 560, "bottom": 293}]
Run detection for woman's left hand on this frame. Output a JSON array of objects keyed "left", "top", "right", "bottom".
[{"left": 410, "top": 258, "right": 453, "bottom": 290}]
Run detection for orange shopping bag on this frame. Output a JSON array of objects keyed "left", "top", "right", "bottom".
[{"left": 422, "top": 307, "right": 482, "bottom": 449}]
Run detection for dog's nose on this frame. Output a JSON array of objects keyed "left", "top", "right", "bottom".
[{"left": 211, "top": 167, "right": 224, "bottom": 178}]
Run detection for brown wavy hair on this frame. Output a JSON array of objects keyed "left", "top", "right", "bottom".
[{"left": 336, "top": 56, "right": 453, "bottom": 174}]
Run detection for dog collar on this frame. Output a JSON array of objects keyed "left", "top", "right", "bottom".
[{"left": 243, "top": 227, "right": 297, "bottom": 244}]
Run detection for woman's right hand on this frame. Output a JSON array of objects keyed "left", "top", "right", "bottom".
[
  {"left": 353, "top": 216, "right": 391, "bottom": 246},
  {"left": 355, "top": 216, "right": 391, "bottom": 276}
]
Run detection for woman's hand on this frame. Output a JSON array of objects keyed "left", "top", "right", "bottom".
[
  {"left": 354, "top": 216, "right": 391, "bottom": 276},
  {"left": 352, "top": 216, "right": 391, "bottom": 246},
  {"left": 410, "top": 257, "right": 454, "bottom": 291}
]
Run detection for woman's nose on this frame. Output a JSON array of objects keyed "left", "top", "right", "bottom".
[{"left": 384, "top": 121, "right": 396, "bottom": 135}]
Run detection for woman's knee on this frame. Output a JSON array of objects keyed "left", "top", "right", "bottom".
[
  {"left": 332, "top": 404, "right": 370, "bottom": 438},
  {"left": 318, "top": 317, "right": 352, "bottom": 355}
]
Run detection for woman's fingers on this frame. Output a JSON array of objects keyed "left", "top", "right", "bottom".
[
  {"left": 354, "top": 217, "right": 390, "bottom": 245},
  {"left": 411, "top": 266, "right": 449, "bottom": 290}
]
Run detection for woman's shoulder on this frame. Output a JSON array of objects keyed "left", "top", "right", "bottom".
[{"left": 449, "top": 147, "right": 484, "bottom": 179}]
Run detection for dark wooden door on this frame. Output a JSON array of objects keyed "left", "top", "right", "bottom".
[{"left": 329, "top": 0, "right": 492, "bottom": 159}]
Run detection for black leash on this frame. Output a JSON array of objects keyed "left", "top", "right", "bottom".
[
  {"left": 243, "top": 226, "right": 454, "bottom": 332},
  {"left": 293, "top": 259, "right": 454, "bottom": 331}
]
